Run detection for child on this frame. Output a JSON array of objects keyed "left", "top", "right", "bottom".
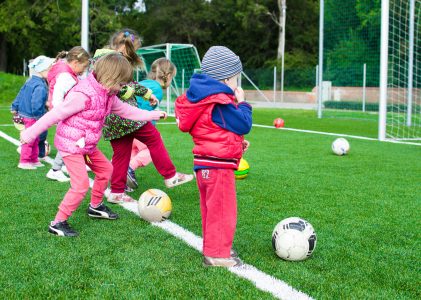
[
  {"left": 175, "top": 46, "right": 252, "bottom": 267},
  {"left": 45, "top": 46, "right": 90, "bottom": 183},
  {"left": 20, "top": 53, "right": 167, "bottom": 237},
  {"left": 127, "top": 58, "right": 177, "bottom": 190},
  {"left": 11, "top": 55, "right": 55, "bottom": 169},
  {"left": 93, "top": 29, "right": 193, "bottom": 204}
]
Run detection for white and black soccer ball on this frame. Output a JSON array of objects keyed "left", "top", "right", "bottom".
[
  {"left": 331, "top": 138, "right": 350, "bottom": 155},
  {"left": 272, "top": 217, "right": 317, "bottom": 261},
  {"left": 138, "top": 189, "right": 172, "bottom": 222}
]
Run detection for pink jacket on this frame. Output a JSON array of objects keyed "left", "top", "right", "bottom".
[
  {"left": 21, "top": 73, "right": 162, "bottom": 155},
  {"left": 47, "top": 60, "right": 78, "bottom": 109}
]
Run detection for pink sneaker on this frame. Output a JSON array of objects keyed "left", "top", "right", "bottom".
[
  {"left": 18, "top": 163, "right": 36, "bottom": 170},
  {"left": 107, "top": 192, "right": 136, "bottom": 204},
  {"left": 164, "top": 172, "right": 194, "bottom": 188}
]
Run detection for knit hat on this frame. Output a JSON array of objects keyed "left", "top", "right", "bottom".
[
  {"left": 201, "top": 46, "right": 242, "bottom": 81},
  {"left": 28, "top": 55, "right": 55, "bottom": 73}
]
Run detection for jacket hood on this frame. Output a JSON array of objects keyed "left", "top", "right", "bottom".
[
  {"left": 175, "top": 74, "right": 235, "bottom": 133},
  {"left": 186, "top": 73, "right": 234, "bottom": 103}
]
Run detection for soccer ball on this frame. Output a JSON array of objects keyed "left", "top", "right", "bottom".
[
  {"left": 234, "top": 158, "right": 249, "bottom": 179},
  {"left": 272, "top": 217, "right": 317, "bottom": 261},
  {"left": 138, "top": 189, "right": 172, "bottom": 222},
  {"left": 273, "top": 118, "right": 285, "bottom": 128},
  {"left": 331, "top": 138, "right": 350, "bottom": 156}
]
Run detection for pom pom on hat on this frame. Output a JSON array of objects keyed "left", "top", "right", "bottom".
[
  {"left": 28, "top": 55, "right": 55, "bottom": 73},
  {"left": 201, "top": 46, "right": 242, "bottom": 81}
]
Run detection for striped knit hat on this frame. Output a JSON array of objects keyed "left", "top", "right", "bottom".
[{"left": 201, "top": 46, "right": 242, "bottom": 81}]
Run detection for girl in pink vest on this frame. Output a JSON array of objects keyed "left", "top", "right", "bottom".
[
  {"left": 20, "top": 53, "right": 167, "bottom": 237},
  {"left": 46, "top": 46, "right": 90, "bottom": 183}
]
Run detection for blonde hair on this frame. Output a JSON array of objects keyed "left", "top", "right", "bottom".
[
  {"left": 94, "top": 53, "right": 133, "bottom": 89},
  {"left": 109, "top": 29, "right": 143, "bottom": 68},
  {"left": 55, "top": 46, "right": 90, "bottom": 64},
  {"left": 148, "top": 58, "right": 177, "bottom": 88}
]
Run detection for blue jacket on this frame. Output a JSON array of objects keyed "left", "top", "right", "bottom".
[
  {"left": 136, "top": 79, "right": 164, "bottom": 111},
  {"left": 11, "top": 75, "right": 48, "bottom": 120}
]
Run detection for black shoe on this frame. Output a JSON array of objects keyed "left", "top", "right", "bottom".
[
  {"left": 87, "top": 203, "right": 119, "bottom": 220},
  {"left": 48, "top": 221, "right": 79, "bottom": 237},
  {"left": 126, "top": 167, "right": 138, "bottom": 189}
]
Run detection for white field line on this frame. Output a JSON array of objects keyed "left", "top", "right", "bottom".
[
  {"left": 252, "top": 124, "right": 421, "bottom": 146},
  {"left": 0, "top": 129, "right": 313, "bottom": 300}
]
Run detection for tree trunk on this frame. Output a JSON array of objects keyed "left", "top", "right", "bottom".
[
  {"left": 277, "top": 0, "right": 286, "bottom": 60},
  {"left": 0, "top": 33, "right": 7, "bottom": 72}
]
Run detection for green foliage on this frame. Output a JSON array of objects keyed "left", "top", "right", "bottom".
[{"left": 0, "top": 72, "right": 27, "bottom": 106}]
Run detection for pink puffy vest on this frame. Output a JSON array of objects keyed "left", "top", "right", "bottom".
[
  {"left": 54, "top": 74, "right": 114, "bottom": 155},
  {"left": 47, "top": 60, "right": 78, "bottom": 109}
]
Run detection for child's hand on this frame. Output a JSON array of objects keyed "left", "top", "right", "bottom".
[
  {"left": 20, "top": 130, "right": 29, "bottom": 144},
  {"left": 158, "top": 111, "right": 167, "bottom": 120},
  {"left": 149, "top": 94, "right": 158, "bottom": 106},
  {"left": 242, "top": 140, "right": 250, "bottom": 153},
  {"left": 235, "top": 87, "right": 245, "bottom": 103}
]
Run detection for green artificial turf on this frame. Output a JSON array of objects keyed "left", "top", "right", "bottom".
[{"left": 0, "top": 73, "right": 420, "bottom": 299}]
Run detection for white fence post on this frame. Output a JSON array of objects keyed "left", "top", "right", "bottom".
[{"left": 362, "top": 63, "right": 367, "bottom": 112}]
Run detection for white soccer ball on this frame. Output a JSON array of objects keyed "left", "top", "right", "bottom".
[
  {"left": 331, "top": 138, "right": 350, "bottom": 155},
  {"left": 138, "top": 189, "right": 172, "bottom": 222},
  {"left": 272, "top": 217, "right": 317, "bottom": 261}
]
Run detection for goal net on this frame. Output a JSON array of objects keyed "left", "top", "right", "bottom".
[
  {"left": 383, "top": 0, "right": 421, "bottom": 141},
  {"left": 136, "top": 43, "right": 201, "bottom": 115}
]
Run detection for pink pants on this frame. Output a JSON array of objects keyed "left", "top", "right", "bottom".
[
  {"left": 54, "top": 149, "right": 113, "bottom": 222},
  {"left": 196, "top": 168, "right": 237, "bottom": 258},
  {"left": 110, "top": 122, "right": 176, "bottom": 193},
  {"left": 129, "top": 139, "right": 152, "bottom": 170},
  {"left": 20, "top": 118, "right": 39, "bottom": 164}
]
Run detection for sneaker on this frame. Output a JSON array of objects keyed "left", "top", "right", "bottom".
[
  {"left": 164, "top": 172, "right": 194, "bottom": 188},
  {"left": 203, "top": 256, "right": 243, "bottom": 268},
  {"left": 107, "top": 192, "right": 136, "bottom": 204},
  {"left": 125, "top": 185, "right": 134, "bottom": 193},
  {"left": 230, "top": 249, "right": 239, "bottom": 258},
  {"left": 48, "top": 221, "right": 79, "bottom": 237},
  {"left": 87, "top": 203, "right": 118, "bottom": 219},
  {"left": 33, "top": 162, "right": 45, "bottom": 168},
  {"left": 46, "top": 169, "right": 70, "bottom": 182},
  {"left": 18, "top": 163, "right": 36, "bottom": 170},
  {"left": 126, "top": 166, "right": 138, "bottom": 189}
]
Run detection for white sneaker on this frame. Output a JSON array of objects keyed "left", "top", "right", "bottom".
[
  {"left": 107, "top": 192, "right": 136, "bottom": 204},
  {"left": 33, "top": 162, "right": 45, "bottom": 168},
  {"left": 18, "top": 163, "right": 36, "bottom": 170},
  {"left": 164, "top": 172, "right": 194, "bottom": 188},
  {"left": 46, "top": 169, "right": 70, "bottom": 182}
]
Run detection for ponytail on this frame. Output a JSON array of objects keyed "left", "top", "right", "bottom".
[
  {"left": 54, "top": 46, "right": 90, "bottom": 64},
  {"left": 109, "top": 29, "right": 143, "bottom": 68}
]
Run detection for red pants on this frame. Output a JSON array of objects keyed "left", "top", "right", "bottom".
[
  {"left": 110, "top": 122, "right": 176, "bottom": 193},
  {"left": 20, "top": 118, "right": 39, "bottom": 163},
  {"left": 196, "top": 168, "right": 237, "bottom": 258},
  {"left": 54, "top": 149, "right": 113, "bottom": 222}
]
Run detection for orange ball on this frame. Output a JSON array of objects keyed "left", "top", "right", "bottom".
[{"left": 273, "top": 118, "right": 285, "bottom": 128}]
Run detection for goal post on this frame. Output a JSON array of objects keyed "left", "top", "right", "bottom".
[{"left": 379, "top": 0, "right": 421, "bottom": 142}]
